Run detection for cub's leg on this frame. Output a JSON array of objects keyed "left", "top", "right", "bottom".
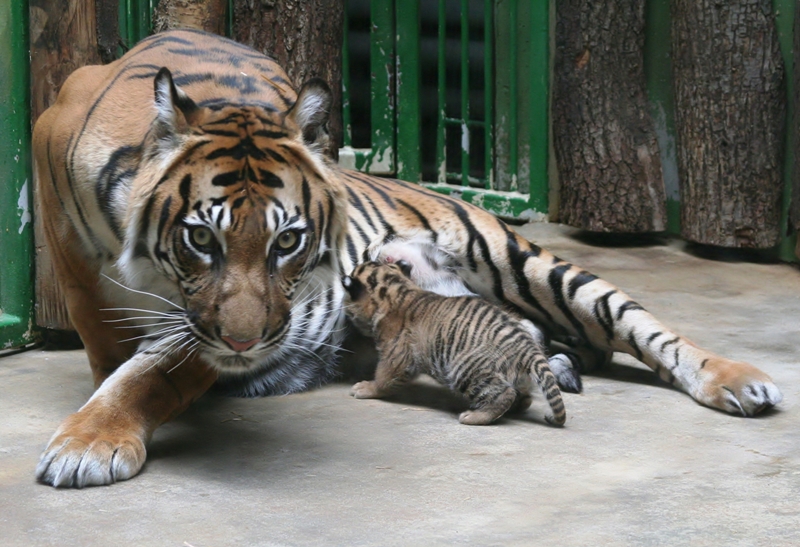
[
  {"left": 350, "top": 343, "right": 416, "bottom": 399},
  {"left": 459, "top": 385, "right": 518, "bottom": 425}
]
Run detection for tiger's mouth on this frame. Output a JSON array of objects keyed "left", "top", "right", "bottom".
[{"left": 193, "top": 319, "right": 292, "bottom": 374}]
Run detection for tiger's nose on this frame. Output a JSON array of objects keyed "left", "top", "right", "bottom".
[{"left": 222, "top": 336, "right": 260, "bottom": 353}]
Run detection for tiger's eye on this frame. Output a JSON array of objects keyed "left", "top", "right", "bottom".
[
  {"left": 190, "top": 226, "right": 214, "bottom": 249},
  {"left": 276, "top": 230, "right": 299, "bottom": 251}
]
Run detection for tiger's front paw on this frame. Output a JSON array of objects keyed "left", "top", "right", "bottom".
[
  {"left": 36, "top": 411, "right": 146, "bottom": 488},
  {"left": 697, "top": 358, "right": 783, "bottom": 417}
]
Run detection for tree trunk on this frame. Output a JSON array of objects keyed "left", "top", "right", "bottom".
[
  {"left": 232, "top": 0, "right": 344, "bottom": 160},
  {"left": 30, "top": 0, "right": 104, "bottom": 330},
  {"left": 153, "top": 0, "right": 227, "bottom": 35},
  {"left": 553, "top": 0, "right": 666, "bottom": 233},
  {"left": 672, "top": 0, "right": 785, "bottom": 248}
]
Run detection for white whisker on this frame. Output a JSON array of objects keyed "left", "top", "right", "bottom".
[
  {"left": 100, "top": 307, "right": 180, "bottom": 317},
  {"left": 103, "top": 315, "right": 183, "bottom": 323},
  {"left": 114, "top": 320, "right": 185, "bottom": 330},
  {"left": 167, "top": 341, "right": 201, "bottom": 373},
  {"left": 101, "top": 273, "right": 185, "bottom": 310},
  {"left": 118, "top": 324, "right": 188, "bottom": 344}
]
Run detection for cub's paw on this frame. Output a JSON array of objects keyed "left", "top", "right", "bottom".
[
  {"left": 458, "top": 410, "right": 497, "bottom": 425},
  {"left": 36, "top": 414, "right": 146, "bottom": 488},
  {"left": 548, "top": 354, "right": 583, "bottom": 394},
  {"left": 350, "top": 380, "right": 383, "bottom": 399},
  {"left": 697, "top": 358, "right": 783, "bottom": 417}
]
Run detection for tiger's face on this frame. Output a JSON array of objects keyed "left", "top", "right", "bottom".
[{"left": 120, "top": 69, "right": 346, "bottom": 373}]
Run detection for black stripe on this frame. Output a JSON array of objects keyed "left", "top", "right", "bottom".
[
  {"left": 257, "top": 169, "right": 284, "bottom": 188},
  {"left": 615, "top": 300, "right": 645, "bottom": 321},
  {"left": 548, "top": 263, "right": 589, "bottom": 341},
  {"left": 567, "top": 271, "right": 598, "bottom": 300},
  {"left": 211, "top": 171, "right": 240, "bottom": 186}
]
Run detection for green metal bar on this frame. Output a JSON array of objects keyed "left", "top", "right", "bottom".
[
  {"left": 0, "top": 0, "right": 36, "bottom": 348},
  {"left": 460, "top": 0, "right": 470, "bottom": 186},
  {"left": 436, "top": 0, "right": 447, "bottom": 183},
  {"left": 773, "top": 0, "right": 797, "bottom": 261},
  {"left": 508, "top": 0, "right": 518, "bottom": 191},
  {"left": 395, "top": 0, "right": 421, "bottom": 182},
  {"left": 526, "top": 0, "right": 548, "bottom": 213},
  {"left": 355, "top": 0, "right": 394, "bottom": 174},
  {"left": 342, "top": 0, "right": 352, "bottom": 147},
  {"left": 227, "top": 0, "right": 234, "bottom": 38},
  {"left": 644, "top": 0, "right": 679, "bottom": 235},
  {"left": 484, "top": 0, "right": 493, "bottom": 189}
]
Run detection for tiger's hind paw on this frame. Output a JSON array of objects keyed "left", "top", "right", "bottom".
[
  {"left": 548, "top": 354, "right": 583, "bottom": 394},
  {"left": 698, "top": 358, "right": 783, "bottom": 417}
]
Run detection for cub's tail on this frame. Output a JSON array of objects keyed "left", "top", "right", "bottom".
[{"left": 529, "top": 354, "right": 567, "bottom": 427}]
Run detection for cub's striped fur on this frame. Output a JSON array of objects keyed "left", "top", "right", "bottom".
[
  {"left": 343, "top": 261, "right": 566, "bottom": 426},
  {"left": 33, "top": 29, "right": 781, "bottom": 488}
]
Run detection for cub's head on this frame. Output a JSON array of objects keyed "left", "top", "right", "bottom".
[
  {"left": 119, "top": 68, "right": 347, "bottom": 372},
  {"left": 342, "top": 260, "right": 413, "bottom": 334}
]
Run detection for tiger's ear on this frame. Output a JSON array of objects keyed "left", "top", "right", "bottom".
[
  {"left": 288, "top": 78, "right": 332, "bottom": 153},
  {"left": 151, "top": 67, "right": 200, "bottom": 143}
]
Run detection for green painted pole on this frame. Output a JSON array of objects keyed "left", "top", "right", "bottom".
[
  {"left": 460, "top": 0, "right": 470, "bottom": 186},
  {"left": 644, "top": 0, "right": 679, "bottom": 235},
  {"left": 0, "top": 0, "right": 36, "bottom": 348},
  {"left": 483, "top": 0, "right": 493, "bottom": 189},
  {"left": 436, "top": 0, "right": 447, "bottom": 183},
  {"left": 527, "top": 0, "right": 548, "bottom": 213},
  {"left": 342, "top": 0, "right": 353, "bottom": 147},
  {"left": 773, "top": 0, "right": 797, "bottom": 261},
  {"left": 395, "top": 0, "right": 421, "bottom": 182},
  {"left": 508, "top": 0, "right": 518, "bottom": 192}
]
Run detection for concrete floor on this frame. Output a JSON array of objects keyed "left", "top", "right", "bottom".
[{"left": 1, "top": 223, "right": 799, "bottom": 547}]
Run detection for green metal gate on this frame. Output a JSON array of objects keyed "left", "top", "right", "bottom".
[
  {"left": 342, "top": 0, "right": 550, "bottom": 220},
  {"left": 0, "top": 0, "right": 36, "bottom": 350}
]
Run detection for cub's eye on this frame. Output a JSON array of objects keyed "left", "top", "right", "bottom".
[
  {"left": 275, "top": 230, "right": 302, "bottom": 253},
  {"left": 189, "top": 226, "right": 216, "bottom": 252}
]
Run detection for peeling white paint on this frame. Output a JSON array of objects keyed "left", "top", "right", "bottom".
[
  {"left": 17, "top": 179, "right": 31, "bottom": 234},
  {"left": 338, "top": 146, "right": 357, "bottom": 170},
  {"left": 461, "top": 122, "right": 470, "bottom": 154}
]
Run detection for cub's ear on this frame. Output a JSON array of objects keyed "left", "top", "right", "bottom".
[
  {"left": 342, "top": 275, "right": 364, "bottom": 300},
  {"left": 151, "top": 67, "right": 200, "bottom": 143},
  {"left": 395, "top": 259, "right": 413, "bottom": 278},
  {"left": 288, "top": 78, "right": 332, "bottom": 153}
]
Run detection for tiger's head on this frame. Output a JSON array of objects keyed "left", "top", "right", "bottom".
[
  {"left": 342, "top": 260, "right": 414, "bottom": 335},
  {"left": 119, "top": 68, "right": 348, "bottom": 377}
]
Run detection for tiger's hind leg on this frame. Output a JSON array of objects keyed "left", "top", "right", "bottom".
[{"left": 459, "top": 385, "right": 518, "bottom": 425}]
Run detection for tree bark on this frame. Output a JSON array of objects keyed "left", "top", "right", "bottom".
[
  {"left": 153, "top": 0, "right": 227, "bottom": 35},
  {"left": 672, "top": 0, "right": 785, "bottom": 248},
  {"left": 232, "top": 0, "right": 344, "bottom": 160},
  {"left": 553, "top": 0, "right": 666, "bottom": 233},
  {"left": 30, "top": 0, "right": 104, "bottom": 330}
]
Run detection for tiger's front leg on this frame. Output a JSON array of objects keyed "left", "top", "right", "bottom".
[{"left": 36, "top": 352, "right": 216, "bottom": 487}]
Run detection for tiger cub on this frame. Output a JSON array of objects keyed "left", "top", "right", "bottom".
[{"left": 342, "top": 261, "right": 567, "bottom": 426}]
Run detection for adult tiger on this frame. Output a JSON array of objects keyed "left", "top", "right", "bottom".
[{"left": 33, "top": 29, "right": 781, "bottom": 488}]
